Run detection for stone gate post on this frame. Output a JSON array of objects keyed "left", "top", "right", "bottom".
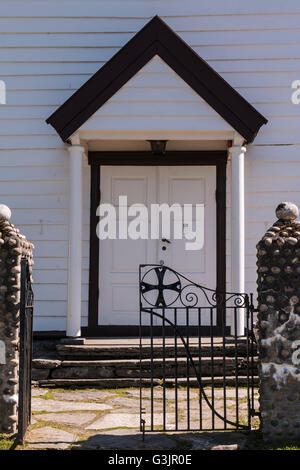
[
  {"left": 257, "top": 202, "right": 300, "bottom": 440},
  {"left": 0, "top": 205, "right": 34, "bottom": 434}
]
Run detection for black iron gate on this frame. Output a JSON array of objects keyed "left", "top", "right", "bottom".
[
  {"left": 17, "top": 258, "right": 34, "bottom": 444},
  {"left": 139, "top": 264, "right": 256, "bottom": 436}
]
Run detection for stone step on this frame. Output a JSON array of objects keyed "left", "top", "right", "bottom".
[
  {"left": 56, "top": 342, "right": 257, "bottom": 361},
  {"left": 35, "top": 376, "right": 259, "bottom": 389},
  {"left": 32, "top": 356, "right": 258, "bottom": 381}
]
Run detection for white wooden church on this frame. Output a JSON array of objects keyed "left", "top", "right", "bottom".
[{"left": 0, "top": 0, "right": 299, "bottom": 338}]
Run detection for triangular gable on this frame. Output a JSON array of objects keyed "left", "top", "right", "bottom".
[
  {"left": 46, "top": 16, "right": 267, "bottom": 143},
  {"left": 80, "top": 56, "right": 233, "bottom": 134}
]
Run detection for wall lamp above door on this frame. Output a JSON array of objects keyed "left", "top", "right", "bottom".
[{"left": 147, "top": 140, "right": 168, "bottom": 155}]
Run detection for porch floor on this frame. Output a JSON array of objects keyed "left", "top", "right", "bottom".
[{"left": 82, "top": 336, "right": 246, "bottom": 346}]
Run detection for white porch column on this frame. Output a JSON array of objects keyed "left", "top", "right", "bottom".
[
  {"left": 67, "top": 144, "right": 84, "bottom": 337},
  {"left": 229, "top": 144, "right": 246, "bottom": 336}
]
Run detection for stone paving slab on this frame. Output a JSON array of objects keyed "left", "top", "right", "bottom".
[
  {"left": 197, "top": 388, "right": 258, "bottom": 400},
  {"left": 85, "top": 412, "right": 175, "bottom": 430},
  {"left": 52, "top": 390, "right": 116, "bottom": 402},
  {"left": 127, "top": 387, "right": 259, "bottom": 402},
  {"left": 108, "top": 396, "right": 164, "bottom": 411},
  {"left": 35, "top": 412, "right": 97, "bottom": 427},
  {"left": 32, "top": 398, "right": 112, "bottom": 413},
  {"left": 25, "top": 386, "right": 257, "bottom": 450},
  {"left": 26, "top": 426, "right": 78, "bottom": 450},
  {"left": 32, "top": 388, "right": 49, "bottom": 397},
  {"left": 127, "top": 388, "right": 199, "bottom": 401}
]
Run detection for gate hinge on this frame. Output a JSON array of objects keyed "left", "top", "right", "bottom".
[{"left": 247, "top": 306, "right": 258, "bottom": 319}]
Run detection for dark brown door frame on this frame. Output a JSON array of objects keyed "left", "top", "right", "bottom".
[{"left": 82, "top": 150, "right": 227, "bottom": 337}]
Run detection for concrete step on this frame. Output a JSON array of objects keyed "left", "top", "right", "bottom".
[
  {"left": 35, "top": 376, "right": 259, "bottom": 389},
  {"left": 32, "top": 356, "right": 258, "bottom": 382},
  {"left": 56, "top": 342, "right": 257, "bottom": 361}
]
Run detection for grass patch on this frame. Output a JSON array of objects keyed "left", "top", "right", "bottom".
[
  {"left": 245, "top": 430, "right": 300, "bottom": 450},
  {"left": 28, "top": 420, "right": 71, "bottom": 432},
  {"left": 38, "top": 390, "right": 55, "bottom": 400},
  {"left": 0, "top": 434, "right": 16, "bottom": 450}
]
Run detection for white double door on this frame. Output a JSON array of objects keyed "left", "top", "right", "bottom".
[{"left": 99, "top": 165, "right": 216, "bottom": 325}]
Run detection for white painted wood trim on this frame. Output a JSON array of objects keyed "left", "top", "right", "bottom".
[
  {"left": 66, "top": 143, "right": 84, "bottom": 337},
  {"left": 229, "top": 143, "right": 246, "bottom": 336},
  {"left": 78, "top": 129, "right": 236, "bottom": 142}
]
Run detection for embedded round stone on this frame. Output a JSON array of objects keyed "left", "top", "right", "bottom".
[
  {"left": 278, "top": 295, "right": 289, "bottom": 306},
  {"left": 271, "top": 266, "right": 281, "bottom": 274},
  {"left": 0, "top": 204, "right": 11, "bottom": 221},
  {"left": 259, "top": 304, "right": 269, "bottom": 312},
  {"left": 287, "top": 237, "right": 298, "bottom": 245},
  {"left": 290, "top": 295, "right": 299, "bottom": 305},
  {"left": 276, "top": 202, "right": 299, "bottom": 221},
  {"left": 258, "top": 266, "right": 269, "bottom": 273},
  {"left": 258, "top": 249, "right": 267, "bottom": 256},
  {"left": 276, "top": 237, "right": 285, "bottom": 246}
]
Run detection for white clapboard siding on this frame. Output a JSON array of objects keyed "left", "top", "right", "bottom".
[
  {"left": 0, "top": 167, "right": 68, "bottom": 180},
  {"left": 1, "top": 1, "right": 300, "bottom": 328},
  {"left": 1, "top": 0, "right": 300, "bottom": 18},
  {"left": 1, "top": 196, "right": 68, "bottom": 210},
  {"left": 2, "top": 59, "right": 300, "bottom": 77},
  {"left": 0, "top": 135, "right": 65, "bottom": 149},
  {"left": 1, "top": 14, "right": 300, "bottom": 33},
  {"left": 2, "top": 30, "right": 300, "bottom": 48},
  {"left": 33, "top": 258, "right": 68, "bottom": 270},
  {"left": 92, "top": 86, "right": 293, "bottom": 105},
  {"left": 3, "top": 44, "right": 300, "bottom": 62},
  {"left": 4, "top": 76, "right": 88, "bottom": 90},
  {"left": 33, "top": 316, "right": 66, "bottom": 332},
  {"left": 0, "top": 149, "right": 69, "bottom": 166},
  {"left": 0, "top": 107, "right": 60, "bottom": 120}
]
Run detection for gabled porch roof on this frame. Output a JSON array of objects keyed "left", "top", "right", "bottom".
[{"left": 46, "top": 16, "right": 267, "bottom": 143}]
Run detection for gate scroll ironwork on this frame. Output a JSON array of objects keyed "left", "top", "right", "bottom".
[{"left": 139, "top": 264, "right": 256, "bottom": 437}]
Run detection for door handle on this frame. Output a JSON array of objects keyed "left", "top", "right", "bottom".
[{"left": 161, "top": 238, "right": 171, "bottom": 244}]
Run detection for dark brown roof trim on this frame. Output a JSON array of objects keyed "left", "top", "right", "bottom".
[{"left": 46, "top": 16, "right": 267, "bottom": 143}]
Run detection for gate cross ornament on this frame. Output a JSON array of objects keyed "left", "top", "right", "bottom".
[{"left": 140, "top": 267, "right": 181, "bottom": 307}]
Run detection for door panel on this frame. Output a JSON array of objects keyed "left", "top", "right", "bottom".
[
  {"left": 158, "top": 166, "right": 216, "bottom": 326},
  {"left": 99, "top": 166, "right": 157, "bottom": 325},
  {"left": 99, "top": 165, "right": 216, "bottom": 326},
  {"left": 158, "top": 166, "right": 216, "bottom": 283}
]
